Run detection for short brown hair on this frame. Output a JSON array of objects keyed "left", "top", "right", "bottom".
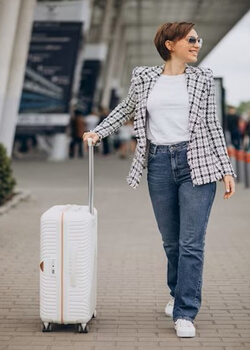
[{"left": 154, "top": 22, "right": 195, "bottom": 61}]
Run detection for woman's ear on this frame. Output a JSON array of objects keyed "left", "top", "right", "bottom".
[
  {"left": 165, "top": 40, "right": 174, "bottom": 52},
  {"left": 165, "top": 40, "right": 172, "bottom": 51}
]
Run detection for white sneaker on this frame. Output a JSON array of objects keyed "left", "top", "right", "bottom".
[
  {"left": 164, "top": 297, "right": 174, "bottom": 317},
  {"left": 174, "top": 318, "right": 196, "bottom": 338}
]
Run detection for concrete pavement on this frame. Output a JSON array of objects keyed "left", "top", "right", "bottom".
[{"left": 0, "top": 153, "right": 250, "bottom": 350}]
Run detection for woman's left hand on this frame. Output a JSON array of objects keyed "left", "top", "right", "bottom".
[{"left": 223, "top": 175, "right": 235, "bottom": 199}]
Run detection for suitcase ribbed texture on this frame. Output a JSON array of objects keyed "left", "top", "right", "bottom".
[{"left": 40, "top": 218, "right": 58, "bottom": 321}]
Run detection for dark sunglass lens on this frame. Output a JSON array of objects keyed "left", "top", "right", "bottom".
[{"left": 188, "top": 37, "right": 196, "bottom": 44}]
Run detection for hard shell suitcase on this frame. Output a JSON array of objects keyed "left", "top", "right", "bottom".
[{"left": 40, "top": 139, "right": 97, "bottom": 333}]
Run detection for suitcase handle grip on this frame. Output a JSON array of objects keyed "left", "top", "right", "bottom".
[{"left": 87, "top": 138, "right": 94, "bottom": 215}]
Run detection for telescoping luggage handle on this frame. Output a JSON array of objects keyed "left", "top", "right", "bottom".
[{"left": 87, "top": 138, "right": 94, "bottom": 215}]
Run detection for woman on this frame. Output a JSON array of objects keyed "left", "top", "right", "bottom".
[{"left": 83, "top": 22, "right": 237, "bottom": 338}]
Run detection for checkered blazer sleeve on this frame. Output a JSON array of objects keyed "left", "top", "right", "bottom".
[
  {"left": 91, "top": 68, "right": 138, "bottom": 145},
  {"left": 205, "top": 69, "right": 237, "bottom": 179}
]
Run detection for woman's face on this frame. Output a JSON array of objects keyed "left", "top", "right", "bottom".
[{"left": 166, "top": 29, "right": 202, "bottom": 63}]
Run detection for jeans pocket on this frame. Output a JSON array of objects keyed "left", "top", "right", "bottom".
[{"left": 148, "top": 151, "right": 156, "bottom": 164}]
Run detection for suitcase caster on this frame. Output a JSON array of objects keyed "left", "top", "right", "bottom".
[
  {"left": 76, "top": 323, "right": 89, "bottom": 333},
  {"left": 42, "top": 322, "right": 52, "bottom": 332},
  {"left": 92, "top": 310, "right": 97, "bottom": 319}
]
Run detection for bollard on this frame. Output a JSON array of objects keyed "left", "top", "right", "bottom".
[
  {"left": 235, "top": 149, "right": 245, "bottom": 184},
  {"left": 49, "top": 133, "right": 70, "bottom": 161},
  {"left": 244, "top": 150, "right": 250, "bottom": 189}
]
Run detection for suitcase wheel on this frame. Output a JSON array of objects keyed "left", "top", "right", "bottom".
[
  {"left": 76, "top": 323, "right": 89, "bottom": 333},
  {"left": 42, "top": 322, "right": 52, "bottom": 332},
  {"left": 92, "top": 310, "right": 97, "bottom": 319}
]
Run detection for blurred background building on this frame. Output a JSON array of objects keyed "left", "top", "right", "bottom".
[{"left": 0, "top": 0, "right": 249, "bottom": 161}]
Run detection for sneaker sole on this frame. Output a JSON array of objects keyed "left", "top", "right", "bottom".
[
  {"left": 165, "top": 311, "right": 173, "bottom": 317},
  {"left": 175, "top": 327, "right": 195, "bottom": 338}
]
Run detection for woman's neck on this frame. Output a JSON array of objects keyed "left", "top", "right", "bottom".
[{"left": 162, "top": 61, "right": 186, "bottom": 75}]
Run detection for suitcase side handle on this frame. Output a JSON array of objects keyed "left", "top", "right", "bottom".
[{"left": 88, "top": 138, "right": 94, "bottom": 215}]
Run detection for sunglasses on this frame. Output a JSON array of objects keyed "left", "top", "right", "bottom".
[{"left": 185, "top": 36, "right": 203, "bottom": 47}]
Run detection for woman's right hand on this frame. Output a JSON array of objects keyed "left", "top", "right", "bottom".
[{"left": 82, "top": 131, "right": 100, "bottom": 146}]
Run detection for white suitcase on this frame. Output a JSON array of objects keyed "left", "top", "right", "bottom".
[{"left": 40, "top": 139, "right": 97, "bottom": 333}]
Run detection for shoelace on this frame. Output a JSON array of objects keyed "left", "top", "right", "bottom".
[{"left": 175, "top": 319, "right": 193, "bottom": 328}]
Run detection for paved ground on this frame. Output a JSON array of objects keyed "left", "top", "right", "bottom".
[{"left": 0, "top": 153, "right": 250, "bottom": 350}]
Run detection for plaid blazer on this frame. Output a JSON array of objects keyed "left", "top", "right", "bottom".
[{"left": 92, "top": 63, "right": 237, "bottom": 189}]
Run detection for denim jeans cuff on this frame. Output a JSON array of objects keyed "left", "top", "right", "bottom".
[{"left": 173, "top": 316, "right": 194, "bottom": 323}]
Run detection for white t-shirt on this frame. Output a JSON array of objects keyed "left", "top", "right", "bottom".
[{"left": 146, "top": 73, "right": 190, "bottom": 145}]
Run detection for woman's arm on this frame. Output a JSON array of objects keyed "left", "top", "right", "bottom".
[
  {"left": 90, "top": 67, "right": 138, "bottom": 146},
  {"left": 205, "top": 68, "right": 237, "bottom": 180}
]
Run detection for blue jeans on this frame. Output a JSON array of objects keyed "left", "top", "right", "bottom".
[{"left": 147, "top": 141, "right": 217, "bottom": 322}]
